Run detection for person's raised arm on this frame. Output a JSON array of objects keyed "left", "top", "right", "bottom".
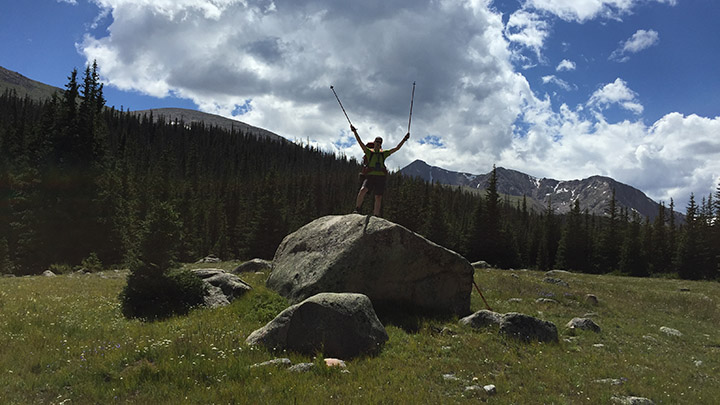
[
  {"left": 351, "top": 125, "right": 369, "bottom": 153},
  {"left": 388, "top": 132, "right": 410, "bottom": 155}
]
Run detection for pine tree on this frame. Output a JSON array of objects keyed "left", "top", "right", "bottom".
[
  {"left": 536, "top": 198, "right": 558, "bottom": 271},
  {"left": 676, "top": 194, "right": 701, "bottom": 280},
  {"left": 596, "top": 188, "right": 620, "bottom": 273},
  {"left": 556, "top": 199, "right": 588, "bottom": 272},
  {"left": 619, "top": 211, "right": 647, "bottom": 276},
  {"left": 650, "top": 202, "right": 669, "bottom": 274}
]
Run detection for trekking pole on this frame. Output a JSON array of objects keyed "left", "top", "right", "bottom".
[
  {"left": 330, "top": 85, "right": 353, "bottom": 127},
  {"left": 407, "top": 81, "right": 416, "bottom": 134},
  {"left": 473, "top": 279, "right": 492, "bottom": 311}
]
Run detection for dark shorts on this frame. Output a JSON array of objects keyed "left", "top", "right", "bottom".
[{"left": 362, "top": 175, "right": 386, "bottom": 195}]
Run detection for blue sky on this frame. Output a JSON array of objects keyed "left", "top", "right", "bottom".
[{"left": 2, "top": 0, "right": 720, "bottom": 211}]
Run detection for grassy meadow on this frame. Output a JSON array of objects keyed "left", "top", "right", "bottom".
[{"left": 1, "top": 262, "right": 719, "bottom": 404}]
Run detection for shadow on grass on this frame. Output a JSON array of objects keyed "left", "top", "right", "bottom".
[{"left": 374, "top": 303, "right": 457, "bottom": 334}]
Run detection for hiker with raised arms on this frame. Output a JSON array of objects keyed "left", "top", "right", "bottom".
[
  {"left": 330, "top": 83, "right": 415, "bottom": 217},
  {"left": 352, "top": 126, "right": 410, "bottom": 216}
]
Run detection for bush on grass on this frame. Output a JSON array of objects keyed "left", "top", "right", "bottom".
[{"left": 120, "top": 265, "right": 207, "bottom": 321}]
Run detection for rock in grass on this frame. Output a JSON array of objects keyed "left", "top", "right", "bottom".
[
  {"left": 543, "top": 277, "right": 569, "bottom": 287},
  {"left": 191, "top": 268, "right": 252, "bottom": 303},
  {"left": 536, "top": 298, "right": 559, "bottom": 304},
  {"left": 288, "top": 363, "right": 314, "bottom": 372},
  {"left": 566, "top": 317, "right": 601, "bottom": 333},
  {"left": 585, "top": 294, "right": 599, "bottom": 305},
  {"left": 267, "top": 214, "right": 473, "bottom": 316},
  {"left": 499, "top": 312, "right": 558, "bottom": 343},
  {"left": 660, "top": 326, "right": 682, "bottom": 337},
  {"left": 594, "top": 377, "right": 626, "bottom": 385},
  {"left": 612, "top": 395, "right": 655, "bottom": 405},
  {"left": 545, "top": 269, "right": 571, "bottom": 276},
  {"left": 459, "top": 310, "right": 503, "bottom": 329},
  {"left": 324, "top": 358, "right": 347, "bottom": 368},
  {"left": 250, "top": 358, "right": 292, "bottom": 368},
  {"left": 233, "top": 258, "right": 272, "bottom": 273},
  {"left": 245, "top": 292, "right": 388, "bottom": 359}
]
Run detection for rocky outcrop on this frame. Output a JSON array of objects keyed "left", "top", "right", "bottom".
[{"left": 267, "top": 214, "right": 473, "bottom": 316}]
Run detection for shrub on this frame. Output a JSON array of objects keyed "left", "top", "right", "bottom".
[
  {"left": 119, "top": 265, "right": 207, "bottom": 321},
  {"left": 79, "top": 252, "right": 103, "bottom": 273},
  {"left": 48, "top": 263, "right": 74, "bottom": 275}
]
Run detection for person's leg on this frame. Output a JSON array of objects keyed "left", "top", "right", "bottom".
[
  {"left": 355, "top": 186, "right": 369, "bottom": 212},
  {"left": 372, "top": 176, "right": 386, "bottom": 216},
  {"left": 373, "top": 194, "right": 383, "bottom": 216}
]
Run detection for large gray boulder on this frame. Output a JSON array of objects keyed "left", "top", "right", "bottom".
[
  {"left": 267, "top": 214, "right": 473, "bottom": 316},
  {"left": 245, "top": 292, "right": 388, "bottom": 359}
]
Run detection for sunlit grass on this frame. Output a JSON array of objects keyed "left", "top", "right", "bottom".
[{"left": 1, "top": 264, "right": 719, "bottom": 404}]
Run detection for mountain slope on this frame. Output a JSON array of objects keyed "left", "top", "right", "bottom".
[
  {"left": 0, "top": 66, "right": 63, "bottom": 100},
  {"left": 401, "top": 160, "right": 676, "bottom": 220},
  {"left": 132, "top": 108, "right": 287, "bottom": 143},
  {"left": 0, "top": 66, "right": 287, "bottom": 143}
]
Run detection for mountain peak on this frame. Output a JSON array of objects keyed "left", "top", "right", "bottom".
[{"left": 400, "top": 160, "right": 676, "bottom": 220}]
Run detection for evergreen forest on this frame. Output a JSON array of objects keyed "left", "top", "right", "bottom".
[{"left": 1, "top": 65, "right": 718, "bottom": 280}]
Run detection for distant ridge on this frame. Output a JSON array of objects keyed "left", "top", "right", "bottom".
[
  {"left": 0, "top": 66, "right": 63, "bottom": 100},
  {"left": 400, "top": 159, "right": 681, "bottom": 221},
  {"left": 130, "top": 108, "right": 288, "bottom": 143},
  {"left": 0, "top": 66, "right": 287, "bottom": 143}
]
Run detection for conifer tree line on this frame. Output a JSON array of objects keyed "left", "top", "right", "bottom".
[{"left": 0, "top": 65, "right": 718, "bottom": 280}]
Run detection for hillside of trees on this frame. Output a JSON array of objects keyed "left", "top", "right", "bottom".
[{"left": 1, "top": 65, "right": 718, "bottom": 280}]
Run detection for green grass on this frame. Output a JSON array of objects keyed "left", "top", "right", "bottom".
[{"left": 1, "top": 263, "right": 719, "bottom": 404}]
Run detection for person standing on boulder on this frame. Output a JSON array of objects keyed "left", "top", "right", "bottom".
[{"left": 352, "top": 125, "right": 410, "bottom": 216}]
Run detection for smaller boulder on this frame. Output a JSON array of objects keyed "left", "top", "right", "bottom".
[
  {"left": 233, "top": 258, "right": 272, "bottom": 274},
  {"left": 42, "top": 270, "right": 56, "bottom": 277},
  {"left": 545, "top": 269, "right": 571, "bottom": 276},
  {"left": 566, "top": 317, "right": 601, "bottom": 333},
  {"left": 585, "top": 294, "right": 599, "bottom": 305},
  {"left": 499, "top": 312, "right": 558, "bottom": 343},
  {"left": 246, "top": 293, "right": 388, "bottom": 359}
]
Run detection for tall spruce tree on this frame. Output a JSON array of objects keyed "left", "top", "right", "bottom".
[
  {"left": 676, "top": 194, "right": 701, "bottom": 280},
  {"left": 619, "top": 211, "right": 647, "bottom": 276},
  {"left": 556, "top": 199, "right": 588, "bottom": 272}
]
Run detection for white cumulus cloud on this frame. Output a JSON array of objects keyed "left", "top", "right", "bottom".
[
  {"left": 588, "top": 78, "right": 643, "bottom": 114},
  {"left": 610, "top": 29, "right": 660, "bottom": 61},
  {"left": 79, "top": 0, "right": 718, "bottom": 213},
  {"left": 524, "top": 0, "right": 674, "bottom": 22},
  {"left": 556, "top": 59, "right": 576, "bottom": 71}
]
